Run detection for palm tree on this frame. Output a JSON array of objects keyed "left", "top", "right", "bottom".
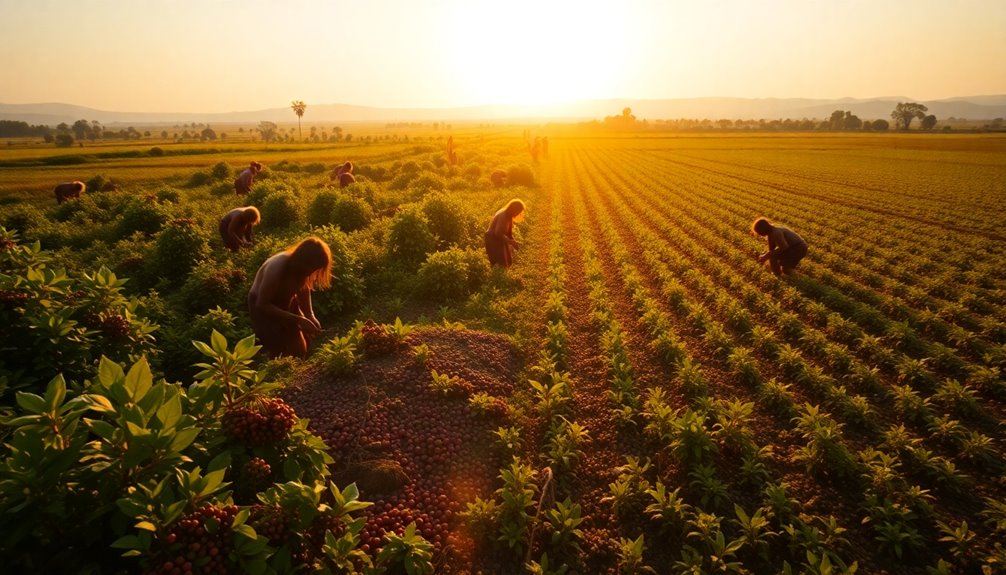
[{"left": 291, "top": 100, "right": 307, "bottom": 141}]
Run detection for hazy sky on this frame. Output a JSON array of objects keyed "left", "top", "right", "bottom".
[{"left": 1, "top": 0, "right": 1004, "bottom": 113}]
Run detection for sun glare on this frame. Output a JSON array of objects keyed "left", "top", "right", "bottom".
[{"left": 450, "top": 0, "right": 628, "bottom": 107}]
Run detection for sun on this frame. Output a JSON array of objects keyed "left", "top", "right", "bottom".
[{"left": 449, "top": 0, "right": 628, "bottom": 107}]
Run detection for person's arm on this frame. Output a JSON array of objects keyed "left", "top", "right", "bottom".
[
  {"left": 252, "top": 260, "right": 317, "bottom": 332},
  {"left": 241, "top": 222, "right": 254, "bottom": 245},
  {"left": 296, "top": 285, "right": 321, "bottom": 332},
  {"left": 490, "top": 214, "right": 518, "bottom": 246}
]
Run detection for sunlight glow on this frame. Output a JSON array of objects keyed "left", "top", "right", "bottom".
[{"left": 450, "top": 0, "right": 630, "bottom": 106}]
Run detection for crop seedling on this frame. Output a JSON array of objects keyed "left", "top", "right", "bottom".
[
  {"left": 376, "top": 521, "right": 434, "bottom": 575},
  {"left": 611, "top": 534, "right": 656, "bottom": 575},
  {"left": 644, "top": 481, "right": 691, "bottom": 535},
  {"left": 525, "top": 552, "right": 570, "bottom": 575},
  {"left": 544, "top": 497, "right": 584, "bottom": 556}
]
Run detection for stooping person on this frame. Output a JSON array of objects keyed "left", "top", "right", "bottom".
[
  {"left": 54, "top": 180, "right": 85, "bottom": 203},
  {"left": 331, "top": 161, "right": 356, "bottom": 188},
  {"left": 218, "top": 206, "right": 260, "bottom": 251},
  {"left": 751, "top": 216, "right": 808, "bottom": 276},
  {"left": 484, "top": 198, "right": 525, "bottom": 269},
  {"left": 234, "top": 161, "right": 263, "bottom": 195},
  {"left": 247, "top": 236, "right": 332, "bottom": 358}
]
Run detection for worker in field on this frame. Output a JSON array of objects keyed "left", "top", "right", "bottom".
[
  {"left": 484, "top": 198, "right": 525, "bottom": 269},
  {"left": 54, "top": 180, "right": 85, "bottom": 203},
  {"left": 234, "top": 161, "right": 262, "bottom": 195},
  {"left": 248, "top": 236, "right": 332, "bottom": 358},
  {"left": 752, "top": 217, "right": 808, "bottom": 276},
  {"left": 490, "top": 170, "right": 507, "bottom": 188},
  {"left": 218, "top": 206, "right": 261, "bottom": 251},
  {"left": 331, "top": 161, "right": 356, "bottom": 187}
]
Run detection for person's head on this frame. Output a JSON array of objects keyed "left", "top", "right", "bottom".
[
  {"left": 285, "top": 236, "right": 332, "bottom": 289},
  {"left": 751, "top": 217, "right": 773, "bottom": 237},
  {"left": 242, "top": 206, "right": 261, "bottom": 225},
  {"left": 343, "top": 161, "right": 353, "bottom": 172},
  {"left": 505, "top": 198, "right": 526, "bottom": 222},
  {"left": 250, "top": 161, "right": 263, "bottom": 173}
]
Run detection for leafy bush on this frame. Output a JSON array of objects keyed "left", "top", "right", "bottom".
[
  {"left": 175, "top": 259, "right": 247, "bottom": 315},
  {"left": 0, "top": 329, "right": 369, "bottom": 574},
  {"left": 210, "top": 161, "right": 233, "bottom": 180},
  {"left": 148, "top": 218, "right": 210, "bottom": 285},
  {"left": 507, "top": 163, "right": 536, "bottom": 187},
  {"left": 332, "top": 195, "right": 373, "bottom": 232},
  {"left": 0, "top": 205, "right": 46, "bottom": 237},
  {"left": 308, "top": 225, "right": 364, "bottom": 317},
  {"left": 307, "top": 189, "right": 340, "bottom": 228},
  {"left": 409, "top": 172, "right": 447, "bottom": 195},
  {"left": 387, "top": 204, "right": 437, "bottom": 269},
  {"left": 0, "top": 228, "right": 158, "bottom": 394},
  {"left": 421, "top": 192, "right": 478, "bottom": 249},
  {"left": 115, "top": 199, "right": 171, "bottom": 237},
  {"left": 416, "top": 247, "right": 489, "bottom": 302},
  {"left": 148, "top": 146, "right": 165, "bottom": 156},
  {"left": 186, "top": 170, "right": 213, "bottom": 187},
  {"left": 260, "top": 191, "right": 302, "bottom": 230}
]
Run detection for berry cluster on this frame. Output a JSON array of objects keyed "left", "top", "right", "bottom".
[
  {"left": 145, "top": 504, "right": 239, "bottom": 575},
  {"left": 243, "top": 457, "right": 272, "bottom": 486},
  {"left": 100, "top": 313, "right": 131, "bottom": 339},
  {"left": 360, "top": 320, "right": 401, "bottom": 356},
  {"left": 0, "top": 289, "right": 29, "bottom": 310},
  {"left": 249, "top": 504, "right": 291, "bottom": 545},
  {"left": 222, "top": 397, "right": 298, "bottom": 446}
]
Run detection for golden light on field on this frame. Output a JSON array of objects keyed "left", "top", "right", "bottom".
[{"left": 449, "top": 0, "right": 632, "bottom": 106}]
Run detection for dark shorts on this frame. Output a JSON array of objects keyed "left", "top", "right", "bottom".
[{"left": 777, "top": 242, "right": 808, "bottom": 269}]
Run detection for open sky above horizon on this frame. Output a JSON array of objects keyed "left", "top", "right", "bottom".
[{"left": 1, "top": 0, "right": 1004, "bottom": 114}]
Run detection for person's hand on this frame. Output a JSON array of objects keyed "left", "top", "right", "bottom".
[
  {"left": 757, "top": 252, "right": 768, "bottom": 263},
  {"left": 510, "top": 239, "right": 520, "bottom": 250},
  {"left": 298, "top": 316, "right": 321, "bottom": 337}
]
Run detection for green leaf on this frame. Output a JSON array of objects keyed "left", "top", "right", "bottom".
[
  {"left": 283, "top": 458, "right": 302, "bottom": 480},
  {"left": 111, "top": 534, "right": 141, "bottom": 549},
  {"left": 210, "top": 330, "right": 228, "bottom": 355},
  {"left": 44, "top": 374, "right": 67, "bottom": 410},
  {"left": 201, "top": 467, "right": 228, "bottom": 497},
  {"left": 169, "top": 427, "right": 201, "bottom": 452},
  {"left": 98, "top": 356, "right": 125, "bottom": 389},
  {"left": 155, "top": 393, "right": 182, "bottom": 429},
  {"left": 15, "top": 392, "right": 46, "bottom": 414},
  {"left": 192, "top": 340, "right": 214, "bottom": 358},
  {"left": 124, "top": 358, "right": 153, "bottom": 402},
  {"left": 87, "top": 419, "right": 118, "bottom": 441}
]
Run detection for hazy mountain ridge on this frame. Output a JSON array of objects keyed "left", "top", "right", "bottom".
[{"left": 1, "top": 96, "right": 1004, "bottom": 126}]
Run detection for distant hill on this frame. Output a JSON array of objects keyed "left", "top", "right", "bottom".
[{"left": 1, "top": 96, "right": 1004, "bottom": 126}]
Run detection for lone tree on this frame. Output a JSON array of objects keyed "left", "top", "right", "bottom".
[
  {"left": 291, "top": 100, "right": 307, "bottom": 141},
  {"left": 891, "top": 102, "right": 928, "bottom": 130},
  {"left": 921, "top": 114, "right": 938, "bottom": 131}
]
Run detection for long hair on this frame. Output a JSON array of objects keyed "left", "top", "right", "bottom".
[
  {"left": 242, "top": 206, "right": 261, "bottom": 225},
  {"left": 750, "top": 217, "right": 772, "bottom": 236},
  {"left": 505, "top": 198, "right": 526, "bottom": 222},
  {"left": 285, "top": 236, "right": 332, "bottom": 290}
]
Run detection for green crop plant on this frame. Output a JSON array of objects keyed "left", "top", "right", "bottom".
[
  {"left": 712, "top": 398, "right": 756, "bottom": 454},
  {"left": 644, "top": 481, "right": 691, "bottom": 535},
  {"left": 545, "top": 418, "right": 590, "bottom": 478},
  {"left": 529, "top": 378, "right": 571, "bottom": 422},
  {"left": 611, "top": 534, "right": 656, "bottom": 575},
  {"left": 726, "top": 347, "right": 761, "bottom": 388},
  {"left": 544, "top": 498, "right": 584, "bottom": 556},
  {"left": 688, "top": 464, "right": 730, "bottom": 511},
  {"left": 495, "top": 458, "right": 538, "bottom": 555},
  {"left": 525, "top": 552, "right": 570, "bottom": 575},
  {"left": 376, "top": 522, "right": 434, "bottom": 575},
  {"left": 314, "top": 333, "right": 358, "bottom": 376}
]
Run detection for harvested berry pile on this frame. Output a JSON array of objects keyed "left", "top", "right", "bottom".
[{"left": 281, "top": 326, "right": 522, "bottom": 570}]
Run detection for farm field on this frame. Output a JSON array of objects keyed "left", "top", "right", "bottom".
[{"left": 2, "top": 132, "right": 1006, "bottom": 574}]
